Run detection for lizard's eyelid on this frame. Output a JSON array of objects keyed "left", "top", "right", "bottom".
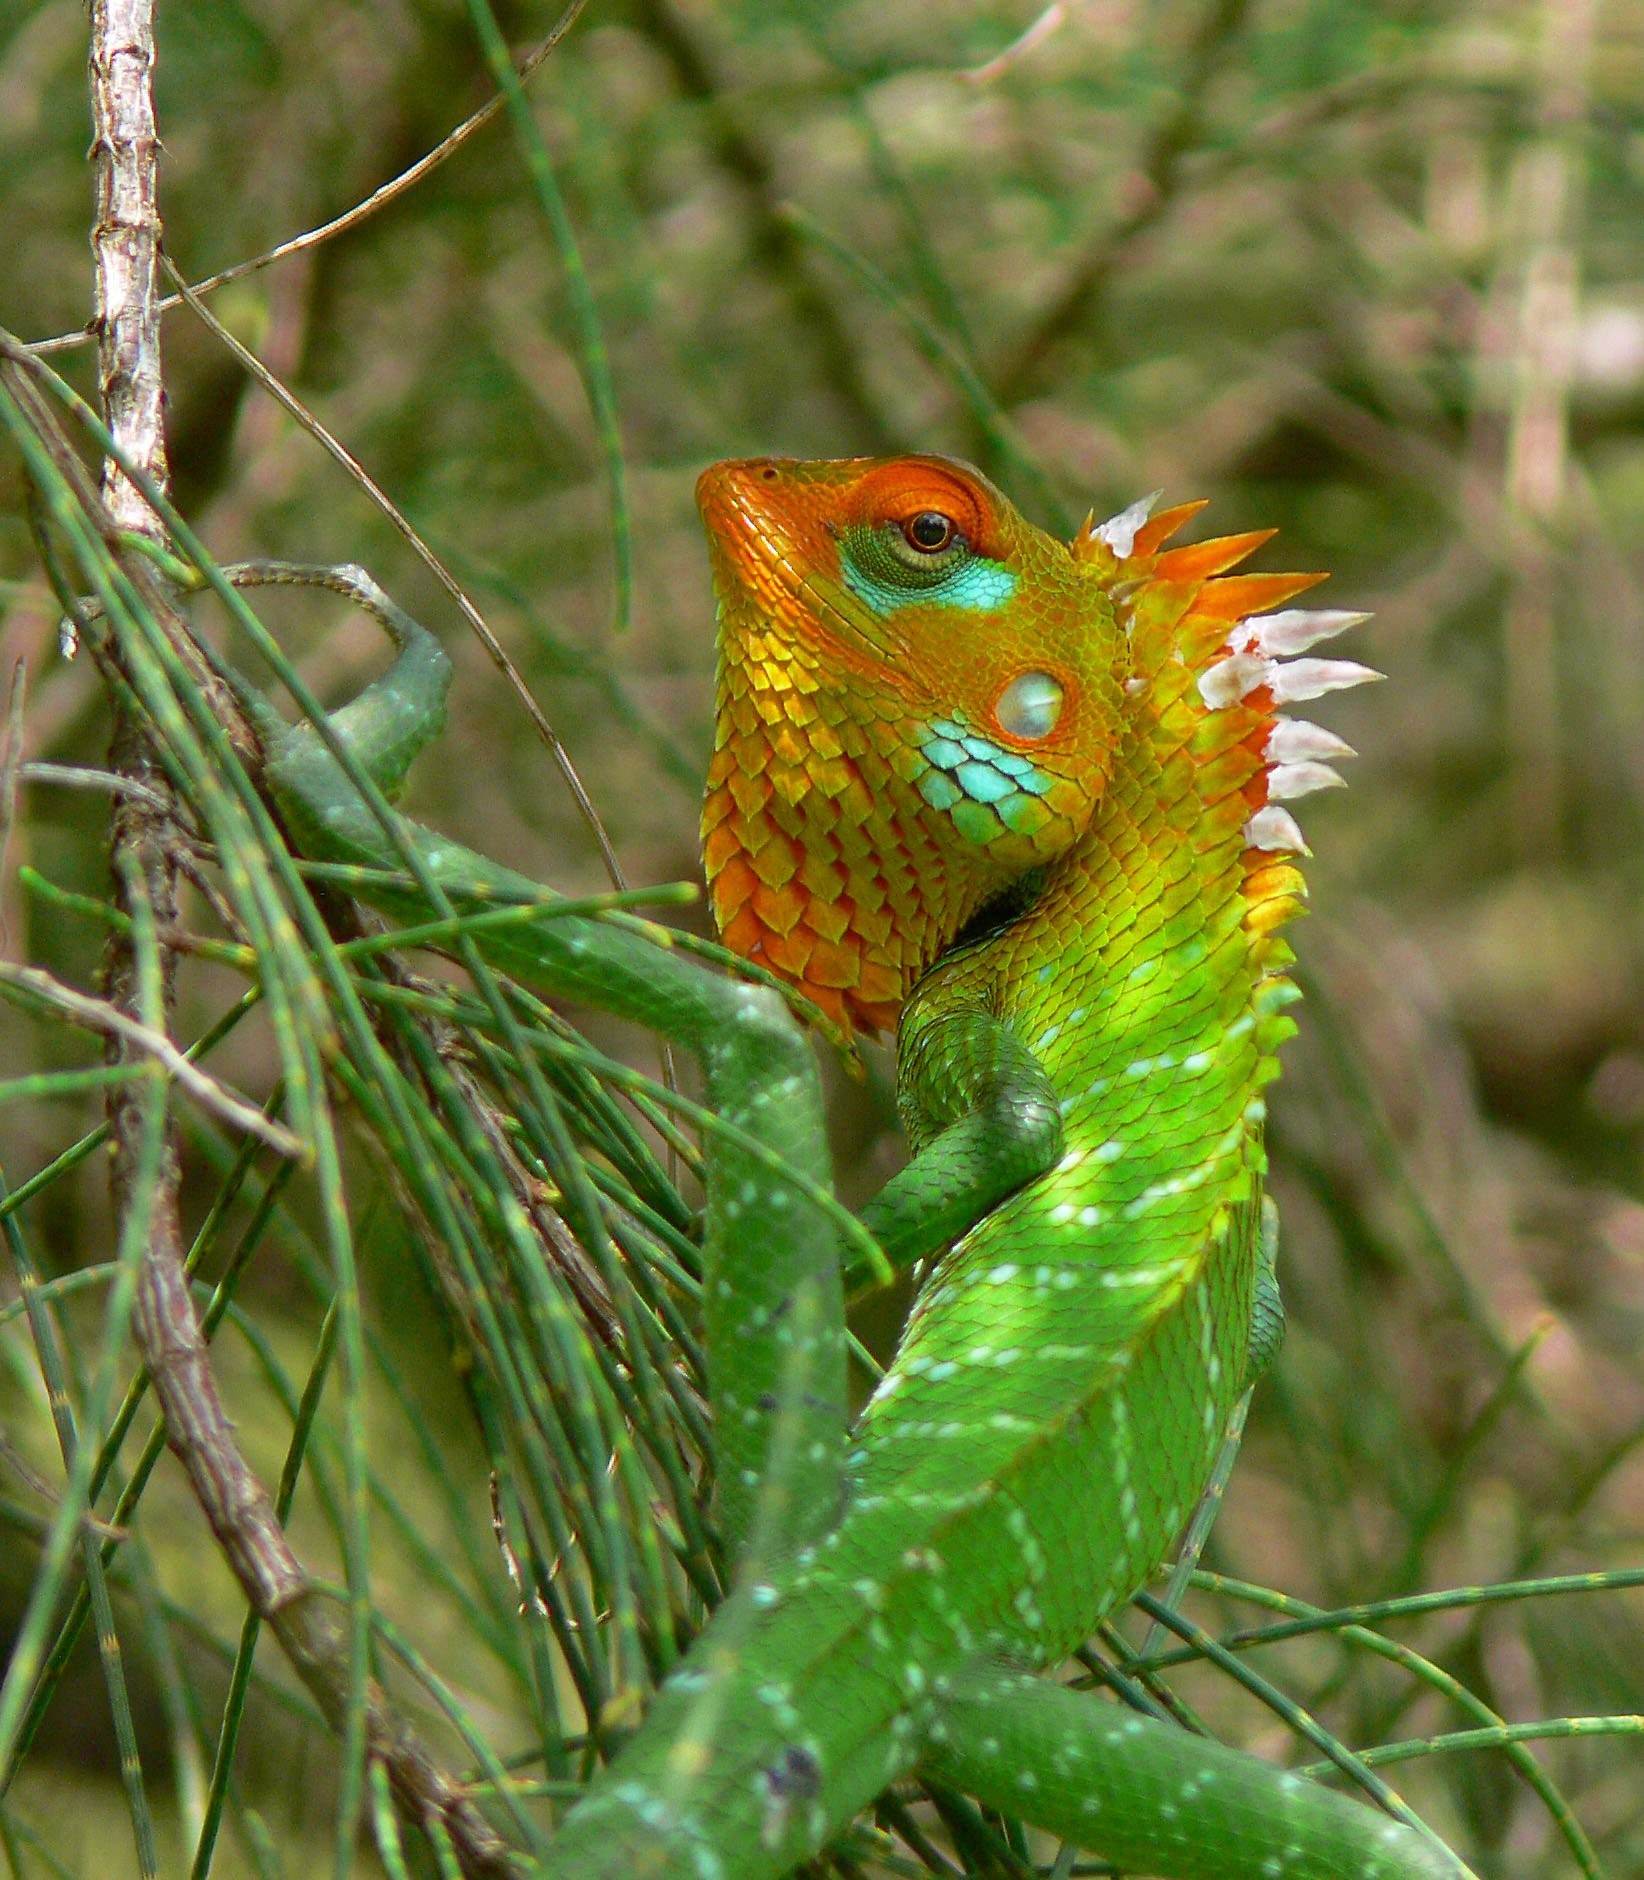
[{"left": 996, "top": 670, "right": 1064, "bottom": 739}]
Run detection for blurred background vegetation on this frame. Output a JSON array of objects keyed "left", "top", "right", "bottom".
[{"left": 3, "top": 0, "right": 1643, "bottom": 1873}]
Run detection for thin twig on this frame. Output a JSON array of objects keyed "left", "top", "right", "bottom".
[
  {"left": 963, "top": 2, "right": 1079, "bottom": 84},
  {"left": 25, "top": 2, "right": 592, "bottom": 357},
  {"left": 0, "top": 1432, "right": 128, "bottom": 1543},
  {"left": 0, "top": 661, "right": 24, "bottom": 930},
  {"left": 17, "top": 759, "right": 175, "bottom": 811},
  {"left": 0, "top": 960, "right": 302, "bottom": 1157}
]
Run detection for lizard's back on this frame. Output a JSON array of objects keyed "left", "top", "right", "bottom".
[{"left": 544, "top": 458, "right": 1408, "bottom": 1879}]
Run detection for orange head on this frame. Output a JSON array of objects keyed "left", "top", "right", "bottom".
[{"left": 697, "top": 454, "right": 1128, "bottom": 1038}]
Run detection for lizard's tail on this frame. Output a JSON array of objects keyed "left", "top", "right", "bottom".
[
  {"left": 539, "top": 1587, "right": 1473, "bottom": 1880},
  {"left": 930, "top": 1663, "right": 1478, "bottom": 1880}
]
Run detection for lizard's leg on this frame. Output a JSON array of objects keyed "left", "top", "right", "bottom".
[
  {"left": 196, "top": 559, "right": 454, "bottom": 801},
  {"left": 225, "top": 573, "right": 850, "bottom": 1568},
  {"left": 849, "top": 1005, "right": 1062, "bottom": 1299},
  {"left": 927, "top": 1662, "right": 1478, "bottom": 1880}
]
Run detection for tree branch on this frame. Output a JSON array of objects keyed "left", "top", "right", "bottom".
[{"left": 81, "top": 7, "right": 519, "bottom": 1871}]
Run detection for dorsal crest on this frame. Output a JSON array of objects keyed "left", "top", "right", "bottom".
[{"left": 1072, "top": 494, "right": 1378, "bottom": 954}]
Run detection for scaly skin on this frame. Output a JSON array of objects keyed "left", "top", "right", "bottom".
[
  {"left": 540, "top": 460, "right": 1465, "bottom": 1878},
  {"left": 234, "top": 474, "right": 1470, "bottom": 1878}
]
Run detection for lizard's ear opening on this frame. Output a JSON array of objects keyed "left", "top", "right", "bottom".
[{"left": 994, "top": 670, "right": 1064, "bottom": 740}]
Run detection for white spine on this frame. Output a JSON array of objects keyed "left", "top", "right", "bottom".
[
  {"left": 1237, "top": 608, "right": 1371, "bottom": 657},
  {"left": 1267, "top": 717, "right": 1356, "bottom": 763},
  {"left": 1198, "top": 653, "right": 1271, "bottom": 709},
  {"left": 1243, "top": 805, "right": 1309, "bottom": 853},
  {"left": 1267, "top": 658, "right": 1382, "bottom": 704},
  {"left": 1094, "top": 490, "right": 1162, "bottom": 558},
  {"left": 1268, "top": 761, "right": 1345, "bottom": 800}
]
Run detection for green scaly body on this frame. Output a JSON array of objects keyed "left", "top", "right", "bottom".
[{"left": 229, "top": 457, "right": 1473, "bottom": 1879}]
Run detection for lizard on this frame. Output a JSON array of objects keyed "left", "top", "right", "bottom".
[{"left": 230, "top": 460, "right": 1474, "bottom": 1879}]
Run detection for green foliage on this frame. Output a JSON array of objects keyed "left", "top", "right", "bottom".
[{"left": 2, "top": 0, "right": 1642, "bottom": 1874}]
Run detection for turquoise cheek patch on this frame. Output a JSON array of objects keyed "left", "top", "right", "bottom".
[
  {"left": 842, "top": 555, "right": 1018, "bottom": 618},
  {"left": 939, "top": 560, "right": 1018, "bottom": 610},
  {"left": 917, "top": 717, "right": 1054, "bottom": 838}
]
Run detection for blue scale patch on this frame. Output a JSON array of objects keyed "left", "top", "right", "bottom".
[
  {"left": 923, "top": 737, "right": 968, "bottom": 770},
  {"left": 941, "top": 561, "right": 1019, "bottom": 610},
  {"left": 842, "top": 558, "right": 1018, "bottom": 619},
  {"left": 955, "top": 760, "right": 1014, "bottom": 805},
  {"left": 917, "top": 716, "right": 1054, "bottom": 830},
  {"left": 917, "top": 769, "right": 963, "bottom": 811}
]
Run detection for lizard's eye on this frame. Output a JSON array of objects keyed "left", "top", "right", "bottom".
[
  {"left": 903, "top": 511, "right": 956, "bottom": 553},
  {"left": 851, "top": 512, "right": 971, "bottom": 588},
  {"left": 886, "top": 513, "right": 964, "bottom": 574},
  {"left": 995, "top": 670, "right": 1064, "bottom": 740}
]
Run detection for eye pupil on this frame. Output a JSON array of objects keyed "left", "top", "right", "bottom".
[{"left": 904, "top": 511, "right": 954, "bottom": 552}]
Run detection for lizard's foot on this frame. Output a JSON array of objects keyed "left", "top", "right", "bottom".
[{"left": 207, "top": 561, "right": 454, "bottom": 801}]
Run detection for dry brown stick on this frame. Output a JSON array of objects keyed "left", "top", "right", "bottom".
[
  {"left": 0, "top": 959, "right": 303, "bottom": 1156},
  {"left": 132, "top": 1241, "right": 522, "bottom": 1874},
  {"left": 78, "top": 7, "right": 520, "bottom": 1873}
]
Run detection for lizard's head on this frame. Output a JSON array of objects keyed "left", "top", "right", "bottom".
[{"left": 697, "top": 454, "right": 1127, "bottom": 1038}]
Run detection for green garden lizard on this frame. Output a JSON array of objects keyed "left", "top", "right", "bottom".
[{"left": 239, "top": 455, "right": 1473, "bottom": 1879}]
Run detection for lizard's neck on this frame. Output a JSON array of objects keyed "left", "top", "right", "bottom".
[
  {"left": 974, "top": 533, "right": 1365, "bottom": 1132},
  {"left": 703, "top": 594, "right": 1034, "bottom": 1039}
]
